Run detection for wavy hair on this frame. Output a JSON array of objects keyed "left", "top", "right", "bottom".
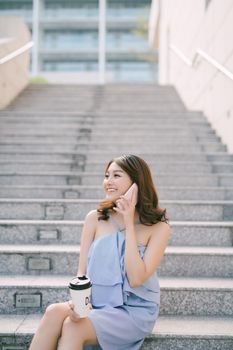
[{"left": 97, "top": 154, "right": 169, "bottom": 225}]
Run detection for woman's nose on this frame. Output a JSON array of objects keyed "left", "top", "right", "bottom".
[{"left": 106, "top": 176, "right": 114, "bottom": 184}]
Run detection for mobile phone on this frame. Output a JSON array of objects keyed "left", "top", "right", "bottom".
[{"left": 124, "top": 183, "right": 138, "bottom": 205}]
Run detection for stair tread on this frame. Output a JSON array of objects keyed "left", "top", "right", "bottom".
[
  {"left": 0, "top": 171, "right": 232, "bottom": 176},
  {"left": 0, "top": 198, "right": 233, "bottom": 204},
  {"left": 0, "top": 314, "right": 232, "bottom": 338},
  {"left": 0, "top": 150, "right": 230, "bottom": 155},
  {"left": 0, "top": 275, "right": 233, "bottom": 289},
  {"left": 1, "top": 160, "right": 230, "bottom": 164},
  {"left": 0, "top": 185, "right": 232, "bottom": 189},
  {"left": 1, "top": 244, "right": 233, "bottom": 254},
  {"left": 0, "top": 219, "right": 232, "bottom": 226},
  {"left": 153, "top": 315, "right": 233, "bottom": 338}
]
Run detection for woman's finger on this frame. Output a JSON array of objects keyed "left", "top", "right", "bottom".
[
  {"left": 121, "top": 197, "right": 132, "bottom": 208},
  {"left": 70, "top": 310, "right": 81, "bottom": 323},
  {"left": 70, "top": 314, "right": 80, "bottom": 322},
  {"left": 120, "top": 196, "right": 129, "bottom": 203},
  {"left": 116, "top": 200, "right": 124, "bottom": 210},
  {"left": 67, "top": 300, "right": 74, "bottom": 310}
]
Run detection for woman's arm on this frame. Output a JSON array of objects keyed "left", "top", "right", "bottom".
[
  {"left": 124, "top": 221, "right": 170, "bottom": 288},
  {"left": 114, "top": 192, "right": 170, "bottom": 288},
  {"left": 76, "top": 210, "right": 98, "bottom": 276}
]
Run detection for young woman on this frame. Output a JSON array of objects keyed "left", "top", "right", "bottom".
[{"left": 29, "top": 154, "right": 170, "bottom": 350}]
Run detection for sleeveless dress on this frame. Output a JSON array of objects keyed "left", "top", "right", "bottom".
[{"left": 84, "top": 216, "right": 160, "bottom": 350}]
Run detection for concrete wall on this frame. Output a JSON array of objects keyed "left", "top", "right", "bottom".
[
  {"left": 0, "top": 16, "right": 31, "bottom": 109},
  {"left": 153, "top": 0, "right": 233, "bottom": 154}
]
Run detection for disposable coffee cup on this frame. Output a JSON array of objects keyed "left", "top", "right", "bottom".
[{"left": 68, "top": 275, "right": 92, "bottom": 318}]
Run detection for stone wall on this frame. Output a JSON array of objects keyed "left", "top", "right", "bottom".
[
  {"left": 150, "top": 0, "right": 233, "bottom": 154},
  {"left": 0, "top": 16, "right": 31, "bottom": 109}
]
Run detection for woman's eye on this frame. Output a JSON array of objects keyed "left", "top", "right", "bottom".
[{"left": 104, "top": 174, "right": 120, "bottom": 179}]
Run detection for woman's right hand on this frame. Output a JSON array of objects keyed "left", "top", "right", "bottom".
[{"left": 67, "top": 300, "right": 81, "bottom": 323}]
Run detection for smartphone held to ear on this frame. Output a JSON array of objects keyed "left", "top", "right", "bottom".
[{"left": 123, "top": 183, "right": 138, "bottom": 205}]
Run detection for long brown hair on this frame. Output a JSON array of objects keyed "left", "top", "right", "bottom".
[{"left": 97, "top": 154, "right": 169, "bottom": 225}]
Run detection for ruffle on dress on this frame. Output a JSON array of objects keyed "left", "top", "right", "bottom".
[{"left": 87, "top": 230, "right": 160, "bottom": 308}]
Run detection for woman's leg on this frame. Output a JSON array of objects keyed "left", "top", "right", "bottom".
[
  {"left": 29, "top": 302, "right": 70, "bottom": 350},
  {"left": 57, "top": 316, "right": 99, "bottom": 350}
]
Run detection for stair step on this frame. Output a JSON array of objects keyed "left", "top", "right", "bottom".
[
  {"left": 0, "top": 123, "right": 213, "bottom": 130},
  {"left": 6, "top": 105, "right": 187, "bottom": 112},
  {"left": 147, "top": 315, "right": 233, "bottom": 349},
  {"left": 92, "top": 106, "right": 187, "bottom": 112},
  {"left": 8, "top": 93, "right": 184, "bottom": 99},
  {"left": 0, "top": 109, "right": 204, "bottom": 117},
  {"left": 0, "top": 121, "right": 211, "bottom": 131},
  {"left": 160, "top": 277, "right": 233, "bottom": 316},
  {"left": 0, "top": 198, "right": 232, "bottom": 221},
  {"left": 0, "top": 161, "right": 217, "bottom": 173},
  {"left": 1, "top": 245, "right": 233, "bottom": 277},
  {"left": 0, "top": 139, "right": 222, "bottom": 146},
  {"left": 1, "top": 185, "right": 233, "bottom": 200},
  {"left": 0, "top": 129, "right": 216, "bottom": 138},
  {"left": 0, "top": 108, "right": 201, "bottom": 114},
  {"left": 0, "top": 135, "right": 221, "bottom": 144},
  {"left": 85, "top": 150, "right": 232, "bottom": 162},
  {"left": 0, "top": 144, "right": 226, "bottom": 153},
  {"left": 0, "top": 220, "right": 232, "bottom": 246},
  {"left": 85, "top": 161, "right": 233, "bottom": 174},
  {"left": 0, "top": 117, "right": 209, "bottom": 125},
  {"left": 3, "top": 96, "right": 186, "bottom": 103},
  {"left": 0, "top": 275, "right": 232, "bottom": 316},
  {"left": 0, "top": 314, "right": 232, "bottom": 350},
  {"left": 0, "top": 151, "right": 232, "bottom": 163},
  {"left": 0, "top": 172, "right": 232, "bottom": 187}
]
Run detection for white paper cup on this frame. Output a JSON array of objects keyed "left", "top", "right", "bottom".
[{"left": 69, "top": 276, "right": 92, "bottom": 318}]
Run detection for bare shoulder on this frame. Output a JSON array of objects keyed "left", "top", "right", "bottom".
[
  {"left": 85, "top": 209, "right": 98, "bottom": 222},
  {"left": 83, "top": 210, "right": 98, "bottom": 233},
  {"left": 148, "top": 221, "right": 170, "bottom": 241},
  {"left": 82, "top": 210, "right": 98, "bottom": 240},
  {"left": 154, "top": 220, "right": 170, "bottom": 231}
]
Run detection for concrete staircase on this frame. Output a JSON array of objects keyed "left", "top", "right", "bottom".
[{"left": 0, "top": 84, "right": 233, "bottom": 350}]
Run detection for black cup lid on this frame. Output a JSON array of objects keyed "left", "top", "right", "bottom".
[{"left": 69, "top": 275, "right": 92, "bottom": 290}]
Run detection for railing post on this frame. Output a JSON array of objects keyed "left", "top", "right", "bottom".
[{"left": 98, "top": 0, "right": 106, "bottom": 84}]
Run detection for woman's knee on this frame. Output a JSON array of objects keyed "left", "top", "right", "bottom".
[
  {"left": 45, "top": 303, "right": 59, "bottom": 317},
  {"left": 44, "top": 302, "right": 69, "bottom": 321}
]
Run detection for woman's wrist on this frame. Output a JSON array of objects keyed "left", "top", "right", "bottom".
[{"left": 124, "top": 218, "right": 135, "bottom": 231}]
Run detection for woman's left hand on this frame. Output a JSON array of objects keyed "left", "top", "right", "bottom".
[
  {"left": 114, "top": 189, "right": 137, "bottom": 224},
  {"left": 67, "top": 300, "right": 81, "bottom": 323}
]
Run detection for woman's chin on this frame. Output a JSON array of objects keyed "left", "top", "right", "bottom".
[{"left": 105, "top": 194, "right": 117, "bottom": 201}]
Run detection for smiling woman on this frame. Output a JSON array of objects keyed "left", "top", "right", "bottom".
[
  {"left": 29, "top": 154, "right": 170, "bottom": 350},
  {"left": 98, "top": 155, "right": 168, "bottom": 225}
]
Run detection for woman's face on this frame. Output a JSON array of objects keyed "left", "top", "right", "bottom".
[{"left": 103, "top": 162, "right": 132, "bottom": 201}]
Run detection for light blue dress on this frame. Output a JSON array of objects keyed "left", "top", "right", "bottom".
[{"left": 84, "top": 217, "right": 160, "bottom": 350}]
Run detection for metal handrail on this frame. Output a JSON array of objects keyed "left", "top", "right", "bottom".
[
  {"left": 0, "top": 41, "right": 34, "bottom": 65},
  {"left": 169, "top": 44, "right": 233, "bottom": 82}
]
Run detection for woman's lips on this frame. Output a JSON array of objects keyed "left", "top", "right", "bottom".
[
  {"left": 106, "top": 188, "right": 117, "bottom": 192},
  {"left": 106, "top": 189, "right": 118, "bottom": 197}
]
